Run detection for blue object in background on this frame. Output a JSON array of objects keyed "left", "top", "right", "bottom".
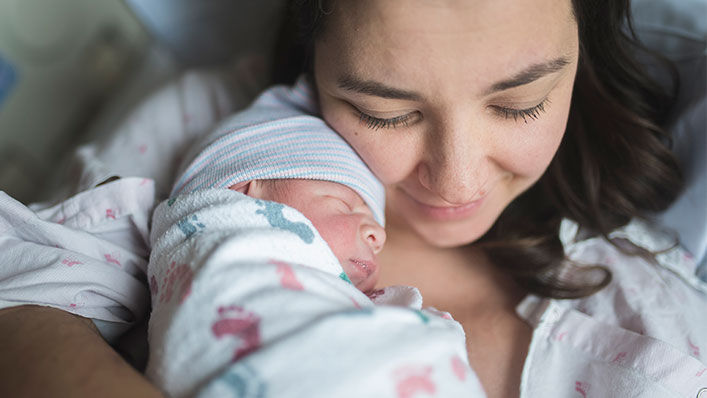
[
  {"left": 123, "top": 0, "right": 283, "bottom": 66},
  {"left": 0, "top": 53, "right": 18, "bottom": 110}
]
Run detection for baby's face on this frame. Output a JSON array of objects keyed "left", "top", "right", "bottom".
[{"left": 246, "top": 179, "right": 385, "bottom": 293}]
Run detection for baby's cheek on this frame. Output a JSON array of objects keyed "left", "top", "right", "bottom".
[{"left": 314, "top": 216, "right": 359, "bottom": 264}]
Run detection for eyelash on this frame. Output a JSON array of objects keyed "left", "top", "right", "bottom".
[
  {"left": 357, "top": 111, "right": 413, "bottom": 130},
  {"left": 355, "top": 98, "right": 550, "bottom": 130},
  {"left": 493, "top": 99, "right": 550, "bottom": 123}
]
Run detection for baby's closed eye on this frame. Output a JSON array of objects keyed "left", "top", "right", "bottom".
[{"left": 324, "top": 195, "right": 354, "bottom": 212}]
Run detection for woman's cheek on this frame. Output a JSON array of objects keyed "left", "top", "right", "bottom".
[
  {"left": 498, "top": 85, "right": 574, "bottom": 179},
  {"left": 500, "top": 110, "right": 569, "bottom": 180},
  {"left": 523, "top": 125, "right": 563, "bottom": 175}
]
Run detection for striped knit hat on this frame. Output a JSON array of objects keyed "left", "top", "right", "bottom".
[{"left": 171, "top": 76, "right": 385, "bottom": 226}]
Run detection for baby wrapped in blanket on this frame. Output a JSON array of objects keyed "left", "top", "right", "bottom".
[{"left": 146, "top": 77, "right": 486, "bottom": 397}]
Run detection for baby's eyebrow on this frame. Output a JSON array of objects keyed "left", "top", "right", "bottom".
[{"left": 329, "top": 184, "right": 365, "bottom": 207}]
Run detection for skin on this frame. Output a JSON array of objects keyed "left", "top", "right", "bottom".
[
  {"left": 0, "top": 305, "right": 163, "bottom": 398},
  {"left": 231, "top": 179, "right": 386, "bottom": 293},
  {"left": 313, "top": 0, "right": 579, "bottom": 396}
]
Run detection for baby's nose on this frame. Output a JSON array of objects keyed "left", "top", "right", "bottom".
[{"left": 362, "top": 222, "right": 386, "bottom": 254}]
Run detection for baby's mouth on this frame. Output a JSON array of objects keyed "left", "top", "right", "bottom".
[{"left": 348, "top": 258, "right": 379, "bottom": 292}]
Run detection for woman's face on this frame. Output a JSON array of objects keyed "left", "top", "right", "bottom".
[{"left": 314, "top": 0, "right": 579, "bottom": 247}]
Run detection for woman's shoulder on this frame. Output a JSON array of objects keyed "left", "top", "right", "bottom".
[
  {"left": 559, "top": 218, "right": 706, "bottom": 293},
  {"left": 523, "top": 217, "right": 706, "bottom": 353},
  {"left": 523, "top": 217, "right": 706, "bottom": 356},
  {"left": 516, "top": 219, "right": 707, "bottom": 397}
]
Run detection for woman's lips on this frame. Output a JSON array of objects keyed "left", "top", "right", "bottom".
[
  {"left": 348, "top": 258, "right": 379, "bottom": 292},
  {"left": 403, "top": 191, "right": 487, "bottom": 221}
]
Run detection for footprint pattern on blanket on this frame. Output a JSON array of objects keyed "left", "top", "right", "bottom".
[
  {"left": 393, "top": 365, "right": 437, "bottom": 398},
  {"left": 158, "top": 262, "right": 193, "bottom": 304},
  {"left": 197, "top": 362, "right": 266, "bottom": 398},
  {"left": 269, "top": 259, "right": 304, "bottom": 290},
  {"left": 339, "top": 271, "right": 353, "bottom": 284},
  {"left": 450, "top": 355, "right": 469, "bottom": 382},
  {"left": 575, "top": 381, "right": 589, "bottom": 398},
  {"left": 212, "top": 305, "right": 262, "bottom": 362},
  {"left": 255, "top": 200, "right": 314, "bottom": 244},
  {"left": 177, "top": 214, "right": 206, "bottom": 239}
]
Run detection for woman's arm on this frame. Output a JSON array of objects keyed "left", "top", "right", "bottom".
[{"left": 0, "top": 305, "right": 163, "bottom": 398}]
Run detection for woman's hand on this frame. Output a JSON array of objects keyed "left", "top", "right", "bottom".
[{"left": 0, "top": 305, "right": 164, "bottom": 398}]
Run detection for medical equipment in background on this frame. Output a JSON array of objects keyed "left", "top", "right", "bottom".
[{"left": 0, "top": 0, "right": 149, "bottom": 203}]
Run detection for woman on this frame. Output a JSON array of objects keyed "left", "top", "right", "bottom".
[
  {"left": 272, "top": 0, "right": 698, "bottom": 395},
  {"left": 1, "top": 0, "right": 704, "bottom": 397}
]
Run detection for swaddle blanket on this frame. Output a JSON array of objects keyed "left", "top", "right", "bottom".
[{"left": 147, "top": 189, "right": 486, "bottom": 398}]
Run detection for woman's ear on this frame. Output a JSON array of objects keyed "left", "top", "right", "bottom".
[{"left": 228, "top": 181, "right": 253, "bottom": 195}]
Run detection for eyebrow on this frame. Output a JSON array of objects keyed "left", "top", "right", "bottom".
[
  {"left": 485, "top": 56, "right": 572, "bottom": 95},
  {"left": 337, "top": 75, "right": 423, "bottom": 101},
  {"left": 337, "top": 55, "right": 572, "bottom": 101}
]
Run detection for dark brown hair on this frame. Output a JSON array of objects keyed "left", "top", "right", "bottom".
[{"left": 272, "top": 0, "right": 684, "bottom": 299}]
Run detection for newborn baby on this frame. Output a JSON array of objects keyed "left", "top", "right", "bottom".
[
  {"left": 147, "top": 76, "right": 482, "bottom": 398},
  {"left": 228, "top": 178, "right": 385, "bottom": 293}
]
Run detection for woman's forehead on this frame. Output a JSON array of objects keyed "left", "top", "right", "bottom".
[
  {"left": 325, "top": 0, "right": 575, "bottom": 38},
  {"left": 316, "top": 0, "right": 577, "bottom": 99}
]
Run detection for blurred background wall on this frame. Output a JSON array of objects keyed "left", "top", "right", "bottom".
[
  {"left": 0, "top": 0, "right": 149, "bottom": 203},
  {"left": 0, "top": 0, "right": 284, "bottom": 204}
]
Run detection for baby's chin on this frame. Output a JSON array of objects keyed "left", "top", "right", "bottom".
[
  {"left": 342, "top": 258, "right": 380, "bottom": 294},
  {"left": 355, "top": 275, "right": 379, "bottom": 294}
]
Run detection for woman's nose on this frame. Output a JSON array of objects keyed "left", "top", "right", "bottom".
[
  {"left": 419, "top": 119, "right": 490, "bottom": 204},
  {"left": 362, "top": 222, "right": 387, "bottom": 254}
]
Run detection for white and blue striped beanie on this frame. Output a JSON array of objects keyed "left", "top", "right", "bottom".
[{"left": 172, "top": 76, "right": 385, "bottom": 226}]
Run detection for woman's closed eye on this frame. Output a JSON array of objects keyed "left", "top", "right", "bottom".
[
  {"left": 491, "top": 98, "right": 550, "bottom": 123},
  {"left": 354, "top": 109, "right": 421, "bottom": 130},
  {"left": 354, "top": 99, "right": 550, "bottom": 130}
]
